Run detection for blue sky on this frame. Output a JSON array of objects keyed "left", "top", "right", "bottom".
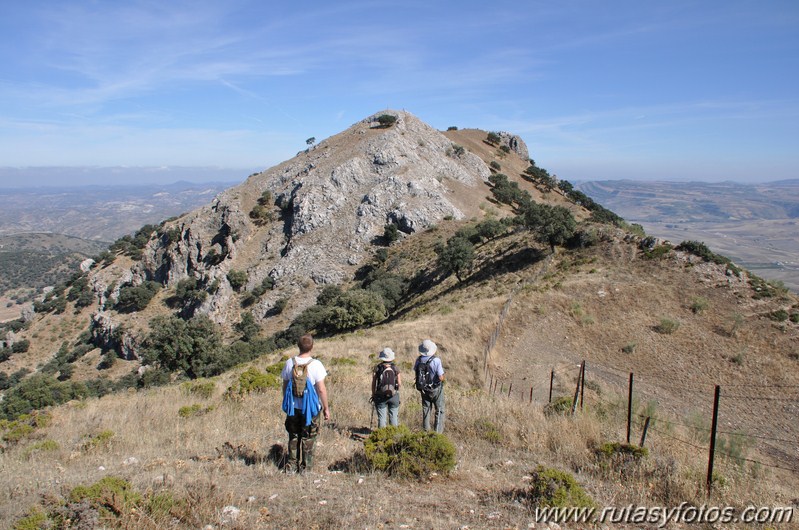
[{"left": 0, "top": 0, "right": 797, "bottom": 185}]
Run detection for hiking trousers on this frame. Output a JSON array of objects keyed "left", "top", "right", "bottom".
[
  {"left": 284, "top": 410, "right": 320, "bottom": 473},
  {"left": 421, "top": 386, "right": 445, "bottom": 433},
  {"left": 374, "top": 393, "right": 400, "bottom": 428}
]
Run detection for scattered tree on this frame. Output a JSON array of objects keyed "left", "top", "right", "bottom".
[
  {"left": 436, "top": 236, "right": 475, "bottom": 282},
  {"left": 227, "top": 270, "right": 248, "bottom": 291},
  {"left": 519, "top": 202, "right": 576, "bottom": 252}
]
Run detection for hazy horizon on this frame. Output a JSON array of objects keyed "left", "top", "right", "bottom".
[{"left": 0, "top": 165, "right": 795, "bottom": 189}]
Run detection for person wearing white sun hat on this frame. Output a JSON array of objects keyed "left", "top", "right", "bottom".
[
  {"left": 371, "top": 347, "right": 401, "bottom": 428},
  {"left": 413, "top": 339, "right": 446, "bottom": 433}
]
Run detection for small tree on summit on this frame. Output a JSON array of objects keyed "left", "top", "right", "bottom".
[
  {"left": 306, "top": 137, "right": 316, "bottom": 146},
  {"left": 377, "top": 114, "right": 397, "bottom": 127}
]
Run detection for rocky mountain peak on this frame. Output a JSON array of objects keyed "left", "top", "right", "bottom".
[{"left": 106, "top": 111, "right": 528, "bottom": 328}]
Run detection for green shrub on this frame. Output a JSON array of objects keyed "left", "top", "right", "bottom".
[
  {"left": 180, "top": 379, "right": 216, "bottom": 399},
  {"left": 330, "top": 357, "right": 357, "bottom": 367},
  {"left": 473, "top": 419, "right": 501, "bottom": 444},
  {"left": 621, "top": 343, "right": 636, "bottom": 354},
  {"left": 377, "top": 114, "right": 397, "bottom": 127},
  {"left": 364, "top": 425, "right": 456, "bottom": 479},
  {"left": 383, "top": 223, "right": 400, "bottom": 244},
  {"left": 2, "top": 422, "right": 34, "bottom": 444},
  {"left": 178, "top": 404, "right": 209, "bottom": 418},
  {"left": 526, "top": 466, "right": 594, "bottom": 508},
  {"left": 544, "top": 396, "right": 574, "bottom": 416},
  {"left": 489, "top": 161, "right": 501, "bottom": 170},
  {"left": 12, "top": 508, "right": 47, "bottom": 530},
  {"left": 11, "top": 339, "right": 30, "bottom": 353},
  {"left": 225, "top": 367, "right": 280, "bottom": 400},
  {"left": 274, "top": 297, "right": 289, "bottom": 314},
  {"left": 655, "top": 318, "right": 680, "bottom": 334},
  {"left": 146, "top": 491, "right": 180, "bottom": 518},
  {"left": 227, "top": 270, "right": 248, "bottom": 291},
  {"left": 641, "top": 243, "right": 673, "bottom": 260},
  {"left": 770, "top": 309, "right": 789, "bottom": 322},
  {"left": 22, "top": 439, "right": 60, "bottom": 458},
  {"left": 141, "top": 315, "right": 225, "bottom": 378},
  {"left": 596, "top": 442, "right": 648, "bottom": 460},
  {"left": 68, "top": 476, "right": 141, "bottom": 512},
  {"left": 690, "top": 297, "right": 709, "bottom": 314},
  {"left": 81, "top": 429, "right": 114, "bottom": 451},
  {"left": 115, "top": 281, "right": 161, "bottom": 312},
  {"left": 249, "top": 203, "right": 275, "bottom": 225}
]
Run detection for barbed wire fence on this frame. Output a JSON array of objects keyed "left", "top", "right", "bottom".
[
  {"left": 478, "top": 249, "right": 798, "bottom": 496},
  {"left": 481, "top": 355, "right": 799, "bottom": 496}
]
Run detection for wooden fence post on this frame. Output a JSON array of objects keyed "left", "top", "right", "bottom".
[
  {"left": 707, "top": 385, "right": 721, "bottom": 497},
  {"left": 579, "top": 361, "right": 586, "bottom": 411},
  {"left": 508, "top": 382, "right": 513, "bottom": 398},
  {"left": 549, "top": 369, "right": 555, "bottom": 403},
  {"left": 529, "top": 386, "right": 534, "bottom": 404},
  {"left": 626, "top": 372, "right": 634, "bottom": 444},
  {"left": 571, "top": 365, "right": 582, "bottom": 414}
]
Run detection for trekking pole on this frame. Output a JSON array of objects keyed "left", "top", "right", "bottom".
[{"left": 369, "top": 398, "right": 374, "bottom": 431}]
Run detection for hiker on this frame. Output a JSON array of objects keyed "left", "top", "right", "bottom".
[
  {"left": 371, "top": 348, "right": 401, "bottom": 428},
  {"left": 281, "top": 334, "right": 330, "bottom": 473},
  {"left": 414, "top": 339, "right": 445, "bottom": 433}
]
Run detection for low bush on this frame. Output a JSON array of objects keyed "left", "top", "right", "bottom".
[
  {"left": 364, "top": 425, "right": 456, "bottom": 479},
  {"left": 180, "top": 379, "right": 216, "bottom": 399},
  {"left": 769, "top": 309, "right": 789, "bottom": 322},
  {"left": 524, "top": 465, "right": 594, "bottom": 508},
  {"left": 655, "top": 318, "right": 680, "bottom": 334},
  {"left": 178, "top": 404, "right": 212, "bottom": 418},
  {"left": 544, "top": 396, "right": 574, "bottom": 416},
  {"left": 225, "top": 367, "right": 280, "bottom": 400},
  {"left": 81, "top": 429, "right": 114, "bottom": 452},
  {"left": 596, "top": 442, "right": 648, "bottom": 461},
  {"left": 68, "top": 475, "right": 141, "bottom": 513},
  {"left": 690, "top": 297, "right": 709, "bottom": 314},
  {"left": 22, "top": 439, "right": 60, "bottom": 458}
]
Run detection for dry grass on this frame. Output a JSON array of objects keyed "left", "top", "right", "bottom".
[
  {"left": 3, "top": 289, "right": 797, "bottom": 528},
  {"left": 3, "top": 205, "right": 799, "bottom": 527}
]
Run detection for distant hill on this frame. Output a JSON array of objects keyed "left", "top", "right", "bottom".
[
  {"left": 0, "top": 233, "right": 109, "bottom": 318},
  {"left": 0, "top": 180, "right": 242, "bottom": 241},
  {"left": 577, "top": 179, "right": 799, "bottom": 291}
]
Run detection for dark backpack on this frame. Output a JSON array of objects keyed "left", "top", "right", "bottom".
[
  {"left": 291, "top": 357, "right": 309, "bottom": 398},
  {"left": 373, "top": 362, "right": 398, "bottom": 398},
  {"left": 414, "top": 356, "right": 439, "bottom": 397}
]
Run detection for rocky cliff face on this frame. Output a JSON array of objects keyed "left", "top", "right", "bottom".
[{"left": 100, "top": 111, "right": 527, "bottom": 328}]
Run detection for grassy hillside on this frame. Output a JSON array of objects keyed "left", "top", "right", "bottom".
[{"left": 1, "top": 222, "right": 797, "bottom": 528}]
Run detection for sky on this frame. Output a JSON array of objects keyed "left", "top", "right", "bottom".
[{"left": 0, "top": 0, "right": 797, "bottom": 186}]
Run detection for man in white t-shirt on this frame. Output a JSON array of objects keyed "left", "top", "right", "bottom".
[{"left": 281, "top": 334, "right": 330, "bottom": 473}]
